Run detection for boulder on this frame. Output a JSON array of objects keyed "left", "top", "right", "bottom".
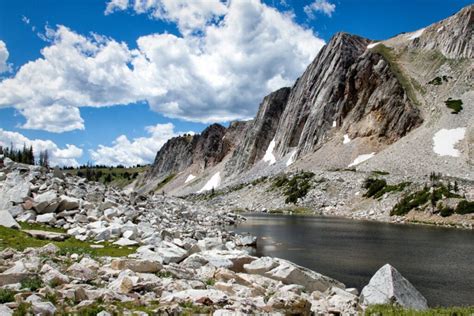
[
  {"left": 67, "top": 263, "right": 96, "bottom": 281},
  {"left": 24, "top": 230, "right": 68, "bottom": 241},
  {"left": 155, "top": 242, "right": 188, "bottom": 264},
  {"left": 113, "top": 238, "right": 138, "bottom": 246},
  {"left": 243, "top": 257, "right": 278, "bottom": 274},
  {"left": 0, "top": 305, "right": 13, "bottom": 316},
  {"left": 57, "top": 195, "right": 80, "bottom": 211},
  {"left": 41, "top": 264, "right": 70, "bottom": 286},
  {"left": 108, "top": 270, "right": 139, "bottom": 294},
  {"left": 0, "top": 210, "right": 20, "bottom": 229},
  {"left": 264, "top": 259, "right": 345, "bottom": 292},
  {"left": 267, "top": 289, "right": 312, "bottom": 315},
  {"left": 36, "top": 213, "right": 56, "bottom": 224},
  {"left": 33, "top": 191, "right": 59, "bottom": 213},
  {"left": 360, "top": 264, "right": 428, "bottom": 310},
  {"left": 111, "top": 259, "right": 163, "bottom": 273},
  {"left": 181, "top": 250, "right": 256, "bottom": 273}
]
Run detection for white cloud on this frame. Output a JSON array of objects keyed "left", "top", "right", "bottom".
[
  {"left": 89, "top": 123, "right": 188, "bottom": 166},
  {"left": 0, "top": 128, "right": 83, "bottom": 166},
  {"left": 0, "top": 40, "right": 11, "bottom": 73},
  {"left": 0, "top": 0, "right": 325, "bottom": 133},
  {"left": 304, "top": 0, "right": 336, "bottom": 18},
  {"left": 106, "top": 0, "right": 228, "bottom": 35}
]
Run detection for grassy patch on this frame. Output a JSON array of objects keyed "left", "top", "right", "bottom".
[
  {"left": 21, "top": 276, "right": 43, "bottom": 291},
  {"left": 0, "top": 226, "right": 136, "bottom": 257},
  {"left": 19, "top": 222, "right": 66, "bottom": 233},
  {"left": 372, "top": 44, "right": 419, "bottom": 106},
  {"left": 363, "top": 178, "right": 411, "bottom": 199},
  {"left": 444, "top": 98, "right": 463, "bottom": 114},
  {"left": 154, "top": 173, "right": 176, "bottom": 192},
  {"left": 272, "top": 172, "right": 315, "bottom": 204},
  {"left": 365, "top": 304, "right": 474, "bottom": 316},
  {"left": 0, "top": 288, "right": 15, "bottom": 303}
]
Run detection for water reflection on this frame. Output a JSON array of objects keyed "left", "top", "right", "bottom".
[{"left": 232, "top": 214, "right": 474, "bottom": 307}]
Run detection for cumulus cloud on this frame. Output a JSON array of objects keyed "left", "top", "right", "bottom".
[
  {"left": 0, "top": 129, "right": 83, "bottom": 166},
  {"left": 304, "top": 0, "right": 336, "bottom": 18},
  {"left": 89, "top": 123, "right": 189, "bottom": 166},
  {"left": 0, "top": 40, "right": 11, "bottom": 73},
  {"left": 0, "top": 0, "right": 325, "bottom": 133},
  {"left": 105, "top": 0, "right": 227, "bottom": 35}
]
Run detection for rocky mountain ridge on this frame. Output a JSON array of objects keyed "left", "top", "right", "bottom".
[{"left": 140, "top": 5, "right": 473, "bottom": 199}]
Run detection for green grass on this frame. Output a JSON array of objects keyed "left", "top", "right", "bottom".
[
  {"left": 154, "top": 173, "right": 176, "bottom": 192},
  {"left": 365, "top": 304, "right": 474, "bottom": 316},
  {"left": 371, "top": 44, "right": 420, "bottom": 106},
  {"left": 444, "top": 99, "right": 463, "bottom": 114},
  {"left": 0, "top": 288, "right": 15, "bottom": 303},
  {"left": 21, "top": 276, "right": 43, "bottom": 291},
  {"left": 0, "top": 226, "right": 136, "bottom": 257},
  {"left": 19, "top": 222, "right": 66, "bottom": 233}
]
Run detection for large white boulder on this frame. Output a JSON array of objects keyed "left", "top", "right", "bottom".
[
  {"left": 111, "top": 259, "right": 163, "bottom": 273},
  {"left": 263, "top": 258, "right": 345, "bottom": 292},
  {"left": 360, "top": 264, "right": 428, "bottom": 310},
  {"left": 58, "top": 195, "right": 80, "bottom": 211},
  {"left": 0, "top": 210, "right": 20, "bottom": 229},
  {"left": 181, "top": 250, "right": 256, "bottom": 272},
  {"left": 33, "top": 191, "right": 59, "bottom": 213}
]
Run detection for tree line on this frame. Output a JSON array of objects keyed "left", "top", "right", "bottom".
[{"left": 0, "top": 143, "right": 50, "bottom": 167}]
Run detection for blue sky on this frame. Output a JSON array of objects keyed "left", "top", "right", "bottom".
[{"left": 0, "top": 0, "right": 470, "bottom": 166}]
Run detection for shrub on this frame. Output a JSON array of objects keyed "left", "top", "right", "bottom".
[
  {"left": 455, "top": 200, "right": 474, "bottom": 215},
  {"left": 363, "top": 178, "right": 410, "bottom": 199},
  {"left": 445, "top": 98, "right": 463, "bottom": 114},
  {"left": 391, "top": 187, "right": 430, "bottom": 216},
  {"left": 0, "top": 288, "right": 15, "bottom": 303},
  {"left": 437, "top": 203, "right": 454, "bottom": 217}
]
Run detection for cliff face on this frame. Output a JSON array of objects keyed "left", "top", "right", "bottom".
[
  {"left": 272, "top": 32, "right": 422, "bottom": 159},
  {"left": 145, "top": 122, "right": 251, "bottom": 180},
  {"left": 409, "top": 4, "right": 473, "bottom": 59},
  {"left": 225, "top": 87, "right": 290, "bottom": 175}
]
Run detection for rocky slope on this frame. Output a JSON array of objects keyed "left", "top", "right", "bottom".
[{"left": 0, "top": 159, "right": 433, "bottom": 314}]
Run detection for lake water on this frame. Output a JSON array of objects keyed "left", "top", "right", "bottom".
[{"left": 232, "top": 214, "right": 474, "bottom": 307}]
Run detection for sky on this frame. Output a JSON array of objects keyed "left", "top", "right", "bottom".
[{"left": 0, "top": 0, "right": 471, "bottom": 166}]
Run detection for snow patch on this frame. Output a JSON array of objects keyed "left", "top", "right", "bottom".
[
  {"left": 437, "top": 26, "right": 444, "bottom": 33},
  {"left": 367, "top": 42, "right": 380, "bottom": 49},
  {"left": 432, "top": 128, "right": 465, "bottom": 157},
  {"left": 332, "top": 120, "right": 337, "bottom": 128},
  {"left": 197, "top": 172, "right": 221, "bottom": 193},
  {"left": 408, "top": 28, "right": 425, "bottom": 40},
  {"left": 348, "top": 153, "right": 375, "bottom": 167},
  {"left": 262, "top": 139, "right": 276, "bottom": 165},
  {"left": 343, "top": 134, "right": 351, "bottom": 144},
  {"left": 286, "top": 150, "right": 297, "bottom": 167},
  {"left": 185, "top": 174, "right": 196, "bottom": 183}
]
